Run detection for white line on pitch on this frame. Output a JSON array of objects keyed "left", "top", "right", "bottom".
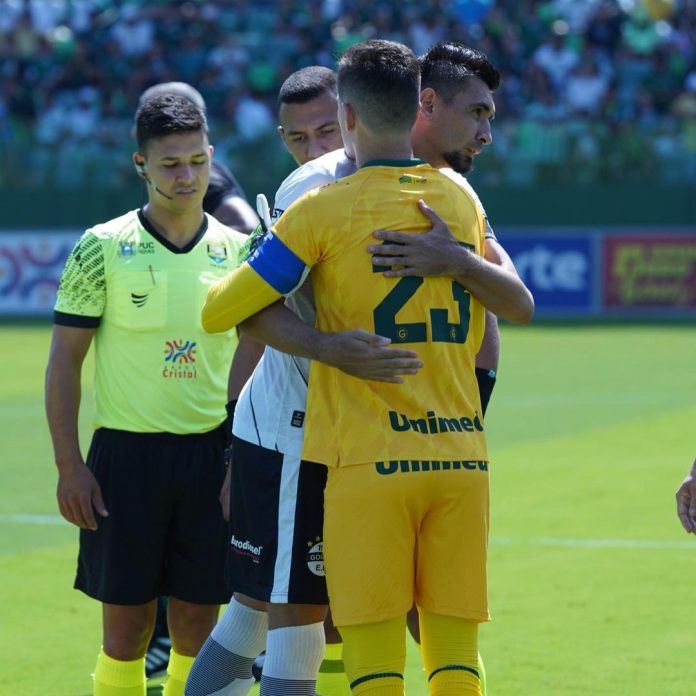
[
  {"left": 492, "top": 536, "right": 696, "bottom": 550},
  {"left": 2, "top": 514, "right": 695, "bottom": 549},
  {"left": 0, "top": 513, "right": 67, "bottom": 525}
]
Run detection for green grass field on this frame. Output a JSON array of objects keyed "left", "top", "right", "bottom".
[{"left": 2, "top": 323, "right": 695, "bottom": 695}]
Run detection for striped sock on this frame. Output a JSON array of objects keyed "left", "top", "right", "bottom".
[
  {"left": 259, "top": 623, "right": 325, "bottom": 696},
  {"left": 185, "top": 599, "right": 267, "bottom": 696}
]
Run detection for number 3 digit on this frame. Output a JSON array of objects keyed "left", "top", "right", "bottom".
[{"left": 372, "top": 263, "right": 470, "bottom": 344}]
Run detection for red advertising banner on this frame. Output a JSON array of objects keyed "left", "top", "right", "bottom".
[{"left": 603, "top": 234, "right": 696, "bottom": 308}]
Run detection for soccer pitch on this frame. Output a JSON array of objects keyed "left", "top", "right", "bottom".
[{"left": 1, "top": 323, "right": 694, "bottom": 695}]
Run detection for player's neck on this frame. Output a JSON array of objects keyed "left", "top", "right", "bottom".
[
  {"left": 354, "top": 135, "right": 413, "bottom": 169},
  {"left": 143, "top": 202, "right": 205, "bottom": 249},
  {"left": 412, "top": 139, "right": 445, "bottom": 170}
]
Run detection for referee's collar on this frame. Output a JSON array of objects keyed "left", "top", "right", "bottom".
[{"left": 137, "top": 209, "right": 209, "bottom": 254}]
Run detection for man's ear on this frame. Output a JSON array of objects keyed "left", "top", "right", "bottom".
[
  {"left": 341, "top": 101, "right": 356, "bottom": 132},
  {"left": 419, "top": 87, "right": 437, "bottom": 117},
  {"left": 133, "top": 153, "right": 147, "bottom": 179}
]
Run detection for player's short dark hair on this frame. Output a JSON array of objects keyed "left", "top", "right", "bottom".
[
  {"left": 337, "top": 39, "right": 420, "bottom": 135},
  {"left": 135, "top": 94, "right": 208, "bottom": 152},
  {"left": 138, "top": 81, "right": 207, "bottom": 114},
  {"left": 420, "top": 42, "right": 500, "bottom": 103},
  {"left": 278, "top": 66, "right": 337, "bottom": 106}
]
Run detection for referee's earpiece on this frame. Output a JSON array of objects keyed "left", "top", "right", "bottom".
[{"left": 134, "top": 159, "right": 174, "bottom": 200}]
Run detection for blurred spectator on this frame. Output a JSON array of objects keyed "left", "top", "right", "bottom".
[
  {"left": 110, "top": 4, "right": 155, "bottom": 57},
  {"left": 28, "top": 0, "right": 67, "bottom": 34},
  {"left": 12, "top": 9, "right": 42, "bottom": 60},
  {"left": 565, "top": 55, "right": 610, "bottom": 115},
  {"left": 408, "top": 15, "right": 448, "bottom": 56},
  {"left": 532, "top": 30, "right": 579, "bottom": 90},
  {"left": 232, "top": 89, "right": 275, "bottom": 142},
  {"left": 585, "top": 1, "right": 624, "bottom": 56},
  {"left": 1, "top": 0, "right": 694, "bottom": 189},
  {"left": 0, "top": 0, "right": 23, "bottom": 34}
]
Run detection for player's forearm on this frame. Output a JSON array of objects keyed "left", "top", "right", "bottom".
[
  {"left": 202, "top": 262, "right": 283, "bottom": 333},
  {"left": 45, "top": 356, "right": 84, "bottom": 472},
  {"left": 449, "top": 248, "right": 534, "bottom": 324},
  {"left": 227, "top": 333, "right": 265, "bottom": 400},
  {"left": 239, "top": 301, "right": 322, "bottom": 361}
]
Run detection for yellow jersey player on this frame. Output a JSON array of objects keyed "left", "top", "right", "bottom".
[{"left": 202, "top": 40, "right": 533, "bottom": 695}]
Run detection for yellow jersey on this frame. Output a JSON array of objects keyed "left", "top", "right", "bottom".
[
  {"left": 267, "top": 160, "right": 488, "bottom": 465},
  {"left": 203, "top": 160, "right": 488, "bottom": 465}
]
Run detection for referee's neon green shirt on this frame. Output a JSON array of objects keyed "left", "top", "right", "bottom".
[{"left": 54, "top": 209, "right": 246, "bottom": 434}]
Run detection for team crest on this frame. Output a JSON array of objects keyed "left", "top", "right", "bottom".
[
  {"left": 118, "top": 241, "right": 136, "bottom": 258},
  {"left": 306, "top": 537, "right": 325, "bottom": 577},
  {"left": 207, "top": 243, "right": 228, "bottom": 264}
]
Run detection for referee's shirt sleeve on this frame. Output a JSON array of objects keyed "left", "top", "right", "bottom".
[{"left": 53, "top": 230, "right": 104, "bottom": 328}]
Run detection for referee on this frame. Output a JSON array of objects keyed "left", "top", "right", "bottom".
[
  {"left": 45, "top": 94, "right": 248, "bottom": 696},
  {"left": 134, "top": 81, "right": 260, "bottom": 679}
]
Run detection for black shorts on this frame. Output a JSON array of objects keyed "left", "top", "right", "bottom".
[
  {"left": 228, "top": 436, "right": 328, "bottom": 605},
  {"left": 75, "top": 427, "right": 230, "bottom": 605}
]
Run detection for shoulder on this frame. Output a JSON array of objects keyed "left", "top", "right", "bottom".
[
  {"left": 205, "top": 214, "right": 248, "bottom": 248},
  {"left": 273, "top": 149, "right": 355, "bottom": 220},
  {"left": 87, "top": 210, "right": 141, "bottom": 242},
  {"left": 438, "top": 168, "right": 487, "bottom": 218}
]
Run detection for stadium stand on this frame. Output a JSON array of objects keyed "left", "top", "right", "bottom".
[{"left": 0, "top": 0, "right": 694, "bottom": 193}]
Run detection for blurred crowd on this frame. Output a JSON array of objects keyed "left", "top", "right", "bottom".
[{"left": 1, "top": 0, "right": 695, "bottom": 189}]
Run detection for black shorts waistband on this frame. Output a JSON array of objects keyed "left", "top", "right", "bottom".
[{"left": 96, "top": 424, "right": 226, "bottom": 443}]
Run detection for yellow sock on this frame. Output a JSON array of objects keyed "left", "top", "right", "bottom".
[
  {"left": 478, "top": 653, "right": 487, "bottom": 696},
  {"left": 419, "top": 608, "right": 480, "bottom": 695},
  {"left": 339, "top": 616, "right": 406, "bottom": 695},
  {"left": 316, "top": 642, "right": 351, "bottom": 695},
  {"left": 163, "top": 650, "right": 195, "bottom": 696},
  {"left": 93, "top": 648, "right": 146, "bottom": 696}
]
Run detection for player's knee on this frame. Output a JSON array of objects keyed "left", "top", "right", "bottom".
[
  {"left": 103, "top": 603, "right": 157, "bottom": 660},
  {"left": 167, "top": 599, "right": 219, "bottom": 654},
  {"left": 234, "top": 591, "right": 266, "bottom": 612},
  {"left": 267, "top": 601, "right": 327, "bottom": 629}
]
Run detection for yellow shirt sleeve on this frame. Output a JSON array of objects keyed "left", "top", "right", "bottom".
[{"left": 201, "top": 261, "right": 282, "bottom": 333}]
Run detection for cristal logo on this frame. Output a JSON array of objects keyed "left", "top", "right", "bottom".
[
  {"left": 164, "top": 339, "right": 197, "bottom": 363},
  {"left": 162, "top": 339, "right": 197, "bottom": 379}
]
